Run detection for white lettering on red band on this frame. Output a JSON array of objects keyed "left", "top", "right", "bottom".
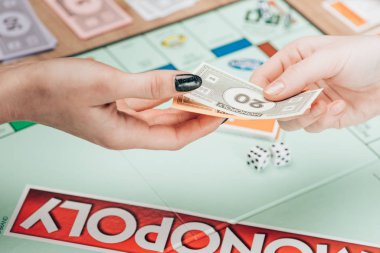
[{"left": 6, "top": 187, "right": 376, "bottom": 253}]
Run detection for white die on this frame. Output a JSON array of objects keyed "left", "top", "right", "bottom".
[
  {"left": 270, "top": 142, "right": 291, "bottom": 167},
  {"left": 247, "top": 145, "right": 271, "bottom": 171}
]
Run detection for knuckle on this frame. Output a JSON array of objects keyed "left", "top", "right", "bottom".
[
  {"left": 147, "top": 72, "right": 164, "bottom": 99},
  {"left": 284, "top": 64, "right": 303, "bottom": 78},
  {"left": 285, "top": 37, "right": 308, "bottom": 52},
  {"left": 287, "top": 39, "right": 302, "bottom": 51},
  {"left": 284, "top": 36, "right": 321, "bottom": 61}
]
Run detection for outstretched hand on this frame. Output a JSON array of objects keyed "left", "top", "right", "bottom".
[
  {"left": 0, "top": 58, "right": 223, "bottom": 150},
  {"left": 251, "top": 36, "right": 380, "bottom": 132}
]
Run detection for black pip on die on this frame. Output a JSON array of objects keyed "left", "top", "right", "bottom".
[
  {"left": 270, "top": 142, "right": 291, "bottom": 167},
  {"left": 247, "top": 145, "right": 271, "bottom": 171}
]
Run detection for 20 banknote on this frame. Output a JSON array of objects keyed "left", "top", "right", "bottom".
[{"left": 173, "top": 63, "right": 322, "bottom": 120}]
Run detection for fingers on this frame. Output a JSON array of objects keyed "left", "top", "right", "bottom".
[
  {"left": 133, "top": 109, "right": 198, "bottom": 126},
  {"left": 279, "top": 100, "right": 327, "bottom": 131},
  {"left": 140, "top": 115, "right": 223, "bottom": 150},
  {"left": 100, "top": 114, "right": 223, "bottom": 150},
  {"left": 251, "top": 45, "right": 304, "bottom": 88},
  {"left": 304, "top": 100, "right": 347, "bottom": 133},
  {"left": 279, "top": 100, "right": 346, "bottom": 132},
  {"left": 117, "top": 98, "right": 169, "bottom": 112},
  {"left": 112, "top": 70, "right": 202, "bottom": 101},
  {"left": 263, "top": 49, "right": 340, "bottom": 101},
  {"left": 250, "top": 36, "right": 347, "bottom": 103},
  {"left": 250, "top": 36, "right": 339, "bottom": 88}
]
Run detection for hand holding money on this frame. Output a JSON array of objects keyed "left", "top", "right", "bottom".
[
  {"left": 250, "top": 36, "right": 380, "bottom": 132},
  {"left": 0, "top": 58, "right": 223, "bottom": 150},
  {"left": 173, "top": 63, "right": 322, "bottom": 120}
]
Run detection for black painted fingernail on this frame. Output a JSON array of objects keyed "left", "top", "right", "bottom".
[
  {"left": 175, "top": 74, "right": 202, "bottom": 92},
  {"left": 221, "top": 118, "right": 229, "bottom": 125}
]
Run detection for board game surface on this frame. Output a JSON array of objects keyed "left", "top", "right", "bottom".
[{"left": 1, "top": 1, "right": 380, "bottom": 252}]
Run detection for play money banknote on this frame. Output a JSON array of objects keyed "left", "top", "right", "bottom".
[
  {"left": 45, "top": 0, "right": 133, "bottom": 40},
  {"left": 0, "top": 0, "right": 57, "bottom": 61},
  {"left": 172, "top": 95, "right": 246, "bottom": 120},
  {"left": 179, "top": 63, "right": 322, "bottom": 120}
]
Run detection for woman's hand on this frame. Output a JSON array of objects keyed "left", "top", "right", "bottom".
[
  {"left": 0, "top": 58, "right": 223, "bottom": 150},
  {"left": 250, "top": 36, "right": 380, "bottom": 132}
]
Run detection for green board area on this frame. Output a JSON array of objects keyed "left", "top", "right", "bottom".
[
  {"left": 1, "top": 0, "right": 380, "bottom": 251},
  {"left": 9, "top": 122, "right": 35, "bottom": 131}
]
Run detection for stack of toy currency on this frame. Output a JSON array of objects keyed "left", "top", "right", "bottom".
[{"left": 173, "top": 63, "right": 322, "bottom": 120}]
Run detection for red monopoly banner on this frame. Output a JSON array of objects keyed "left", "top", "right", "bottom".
[{"left": 5, "top": 186, "right": 379, "bottom": 253}]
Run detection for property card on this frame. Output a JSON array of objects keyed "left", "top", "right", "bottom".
[
  {"left": 270, "top": 25, "right": 322, "bottom": 50},
  {"left": 145, "top": 23, "right": 214, "bottom": 71},
  {"left": 220, "top": 119, "right": 280, "bottom": 140},
  {"left": 125, "top": 0, "right": 197, "bottom": 21},
  {"left": 0, "top": 0, "right": 57, "bottom": 61},
  {"left": 107, "top": 36, "right": 170, "bottom": 72},
  {"left": 182, "top": 11, "right": 242, "bottom": 50},
  {"left": 210, "top": 46, "right": 268, "bottom": 81},
  {"left": 45, "top": 0, "right": 133, "bottom": 39},
  {"left": 350, "top": 116, "right": 380, "bottom": 144},
  {"left": 76, "top": 48, "right": 124, "bottom": 70},
  {"left": 323, "top": 0, "right": 380, "bottom": 32}
]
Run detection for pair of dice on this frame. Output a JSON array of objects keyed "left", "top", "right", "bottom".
[{"left": 247, "top": 142, "right": 291, "bottom": 171}]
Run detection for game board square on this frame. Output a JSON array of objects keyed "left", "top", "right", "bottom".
[
  {"left": 121, "top": 128, "right": 377, "bottom": 230},
  {"left": 0, "top": 125, "right": 189, "bottom": 253},
  {"left": 243, "top": 160, "right": 380, "bottom": 248}
]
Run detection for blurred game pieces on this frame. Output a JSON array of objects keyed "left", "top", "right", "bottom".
[
  {"left": 45, "top": 0, "right": 133, "bottom": 40},
  {"left": 249, "top": 0, "right": 293, "bottom": 28},
  {"left": 125, "top": 0, "right": 198, "bottom": 21},
  {"left": 0, "top": 0, "right": 57, "bottom": 61}
]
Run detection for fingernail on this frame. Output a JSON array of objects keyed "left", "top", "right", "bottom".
[
  {"left": 265, "top": 82, "right": 285, "bottom": 96},
  {"left": 329, "top": 101, "right": 346, "bottom": 115},
  {"left": 175, "top": 74, "right": 202, "bottom": 92},
  {"left": 221, "top": 118, "right": 229, "bottom": 125}
]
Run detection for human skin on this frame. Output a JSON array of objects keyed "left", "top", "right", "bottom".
[
  {"left": 0, "top": 58, "right": 223, "bottom": 150},
  {"left": 251, "top": 35, "right": 380, "bottom": 132}
]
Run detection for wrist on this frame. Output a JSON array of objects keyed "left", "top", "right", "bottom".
[
  {"left": 0, "top": 68, "right": 18, "bottom": 124},
  {"left": 0, "top": 63, "right": 41, "bottom": 124}
]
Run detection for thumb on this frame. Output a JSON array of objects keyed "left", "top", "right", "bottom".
[
  {"left": 114, "top": 70, "right": 202, "bottom": 100},
  {"left": 264, "top": 50, "right": 337, "bottom": 101}
]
